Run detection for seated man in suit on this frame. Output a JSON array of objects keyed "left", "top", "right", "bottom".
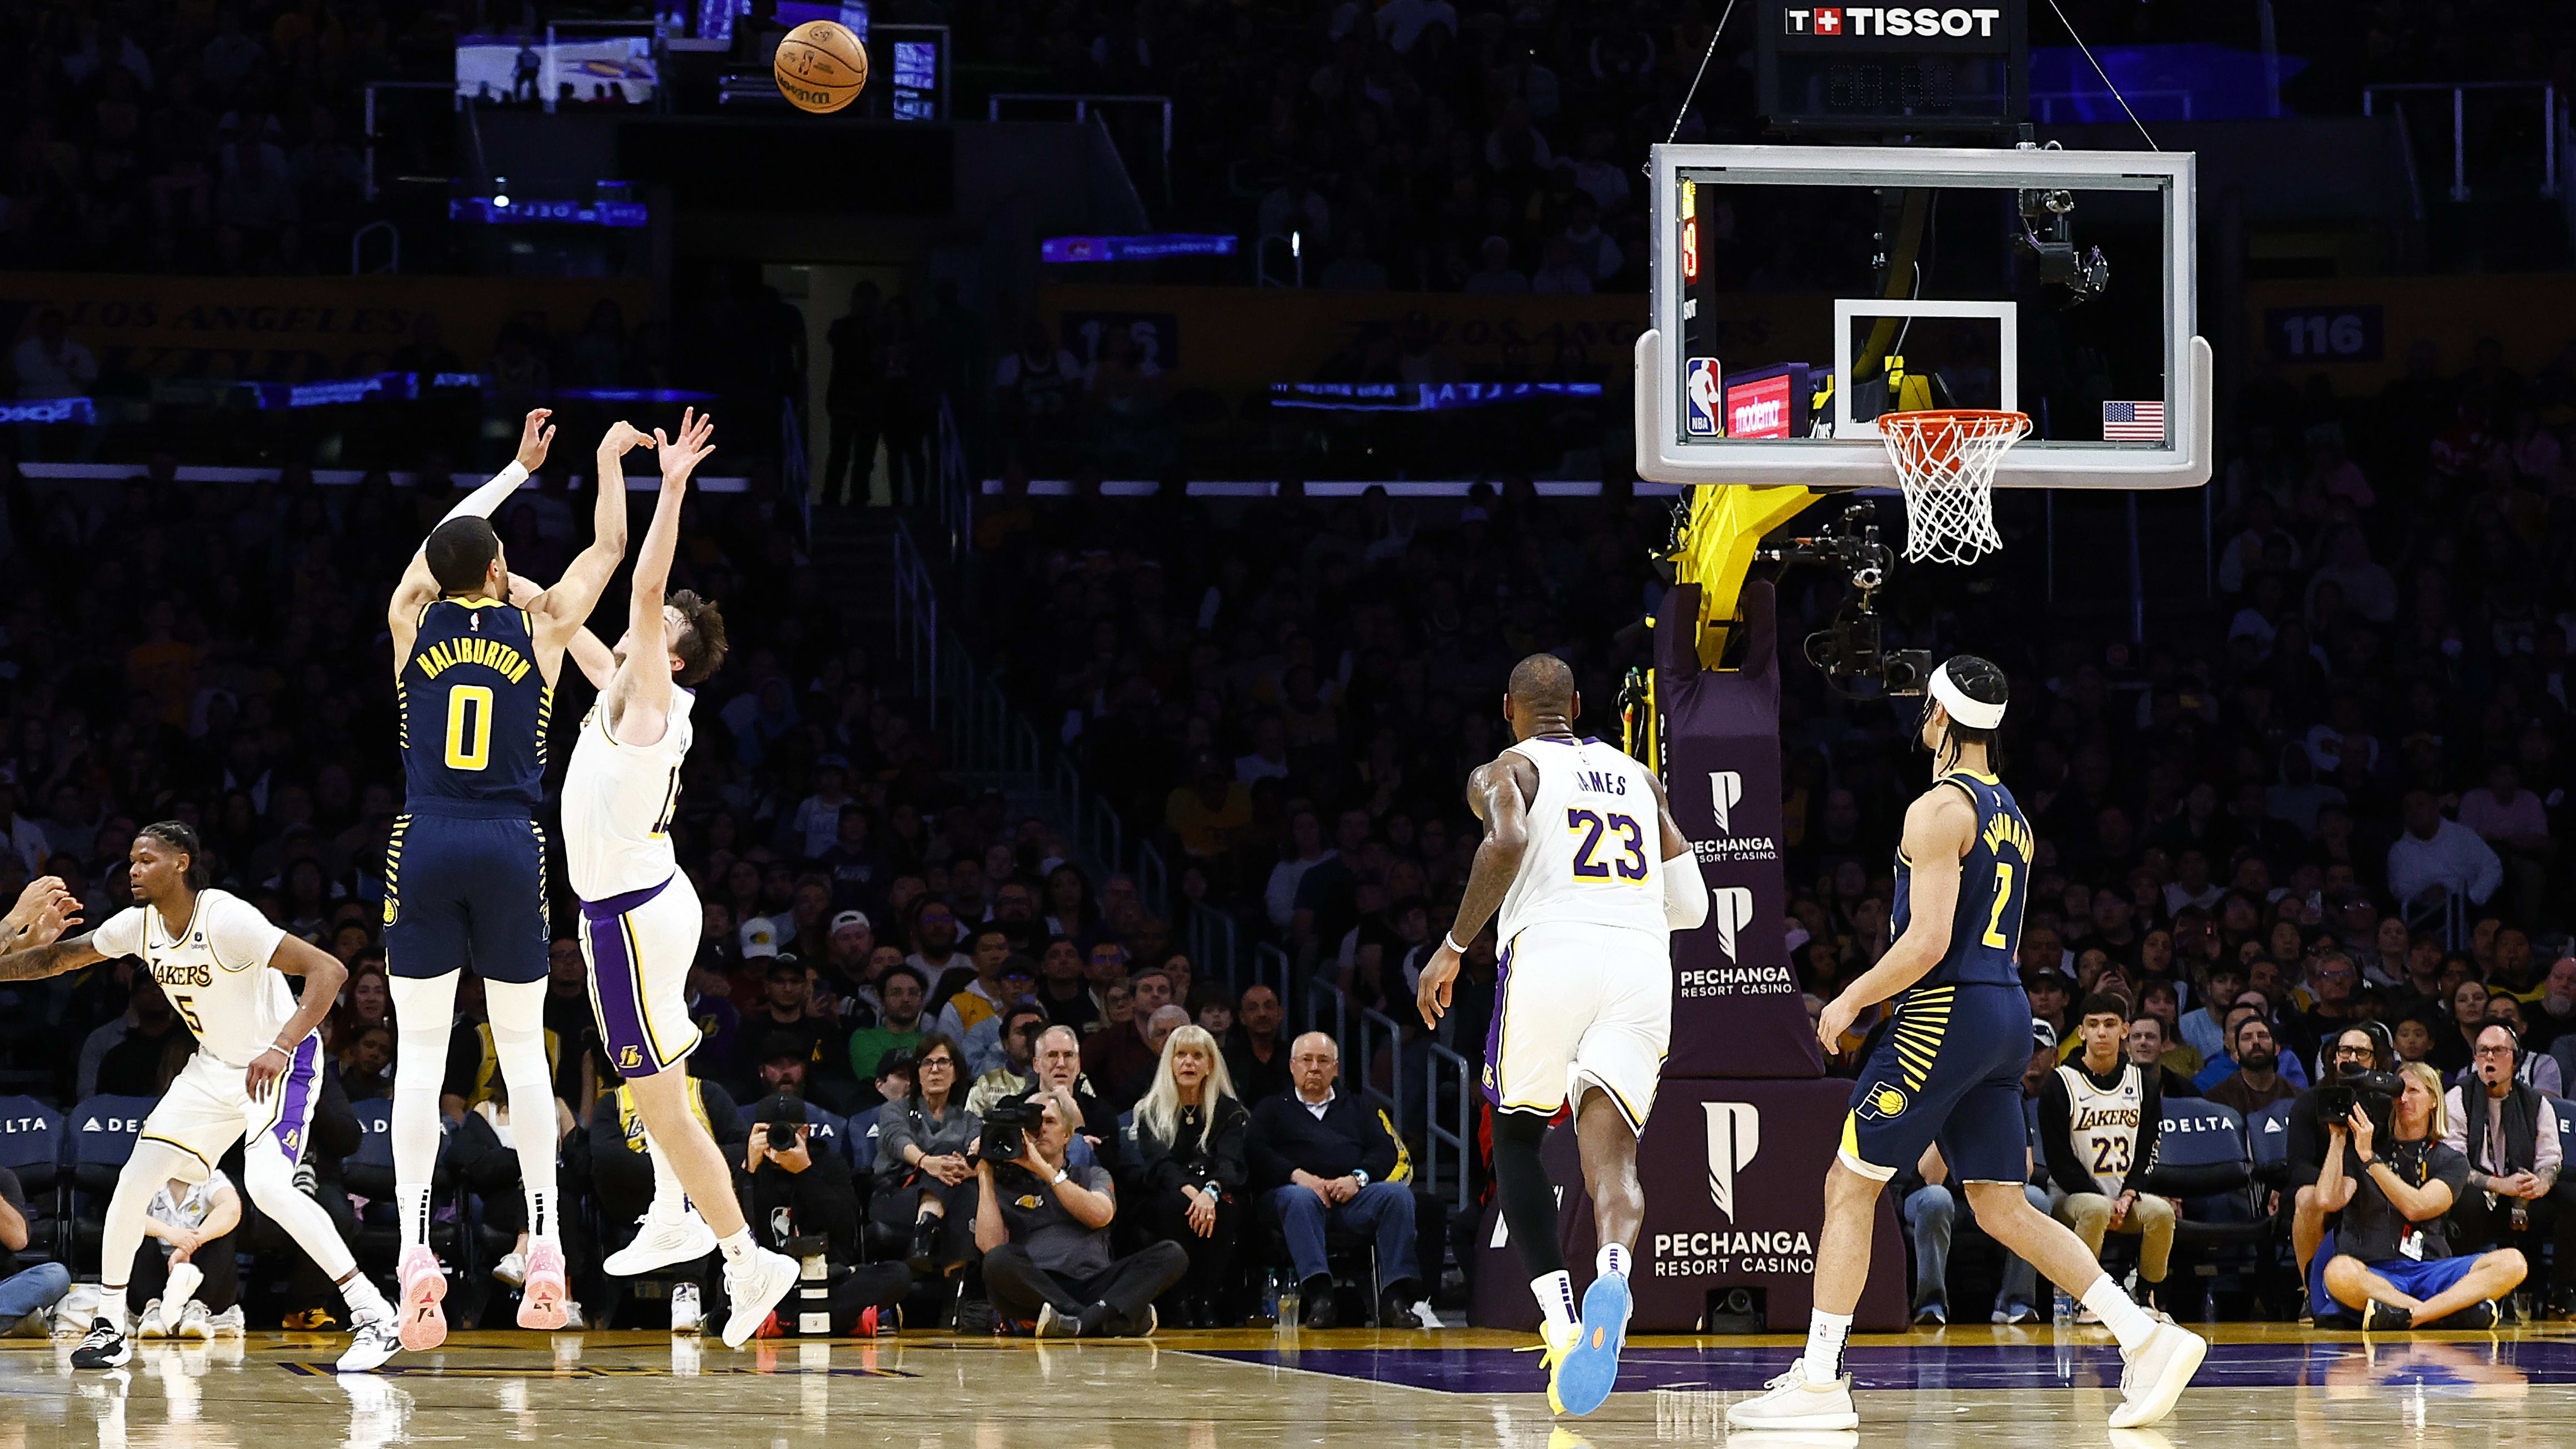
[{"left": 1244, "top": 1032, "right": 1421, "bottom": 1328}]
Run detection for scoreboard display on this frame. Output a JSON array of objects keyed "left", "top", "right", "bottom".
[{"left": 1756, "top": 0, "right": 2026, "bottom": 134}]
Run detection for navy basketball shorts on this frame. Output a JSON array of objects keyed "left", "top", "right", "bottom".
[
  {"left": 383, "top": 806, "right": 551, "bottom": 985},
  {"left": 1839, "top": 982, "right": 2034, "bottom": 1185}
]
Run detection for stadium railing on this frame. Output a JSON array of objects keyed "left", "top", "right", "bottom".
[{"left": 1423, "top": 1042, "right": 1473, "bottom": 1215}]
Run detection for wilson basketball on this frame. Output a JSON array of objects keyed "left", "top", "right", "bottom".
[{"left": 774, "top": 21, "right": 868, "bottom": 113}]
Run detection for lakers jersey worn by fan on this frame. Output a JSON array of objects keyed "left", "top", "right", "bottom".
[
  {"left": 2057, "top": 1060, "right": 2149, "bottom": 1196},
  {"left": 1485, "top": 736, "right": 1673, "bottom": 1132},
  {"left": 90, "top": 891, "right": 326, "bottom": 1172},
  {"left": 1841, "top": 767, "right": 2041, "bottom": 1186},
  {"left": 386, "top": 596, "right": 554, "bottom": 986},
  {"left": 566, "top": 689, "right": 705, "bottom": 1077}
]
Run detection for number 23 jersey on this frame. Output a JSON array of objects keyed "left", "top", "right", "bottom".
[
  {"left": 563, "top": 685, "right": 694, "bottom": 900},
  {"left": 91, "top": 891, "right": 294, "bottom": 1069},
  {"left": 1495, "top": 736, "right": 1668, "bottom": 944}
]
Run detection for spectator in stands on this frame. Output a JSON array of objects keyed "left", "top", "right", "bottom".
[
  {"left": 873, "top": 1032, "right": 981, "bottom": 1277},
  {"left": 2387, "top": 789, "right": 2503, "bottom": 922},
  {"left": 1246, "top": 1032, "right": 1422, "bottom": 1329},
  {"left": 975, "top": 1091, "right": 1185, "bottom": 1337},
  {"left": 2442, "top": 1024, "right": 2572, "bottom": 1314},
  {"left": 2314, "top": 1063, "right": 2525, "bottom": 1329},
  {"left": 1106, "top": 1005, "right": 1191, "bottom": 1111},
  {"left": 968, "top": 1007, "right": 1048, "bottom": 1114},
  {"left": 2124, "top": 1013, "right": 2199, "bottom": 1100},
  {"left": 454, "top": 1075, "right": 576, "bottom": 1312},
  {"left": 1084, "top": 974, "right": 1164, "bottom": 1101},
  {"left": 1130, "top": 1025, "right": 1249, "bottom": 1328},
  {"left": 2043, "top": 993, "right": 2175, "bottom": 1312},
  {"left": 338, "top": 1023, "right": 396, "bottom": 1103},
  {"left": 845, "top": 965, "right": 928, "bottom": 1106},
  {"left": 936, "top": 925, "right": 1017, "bottom": 1042},
  {"left": 2204, "top": 1013, "right": 2299, "bottom": 1120},
  {"left": 127, "top": 1167, "right": 242, "bottom": 1339},
  {"left": 1034, "top": 936, "right": 1098, "bottom": 1035},
  {"left": 746, "top": 955, "right": 843, "bottom": 1097},
  {"left": 1899, "top": 1144, "right": 2052, "bottom": 1325},
  {"left": 96, "top": 977, "right": 187, "bottom": 1096},
  {"left": 907, "top": 900, "right": 964, "bottom": 986},
  {"left": 0, "top": 1166, "right": 67, "bottom": 1335},
  {"left": 2525, "top": 958, "right": 2576, "bottom": 1055},
  {"left": 1017, "top": 1023, "right": 1115, "bottom": 1173}
]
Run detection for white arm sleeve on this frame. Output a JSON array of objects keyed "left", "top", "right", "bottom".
[
  {"left": 203, "top": 893, "right": 288, "bottom": 973},
  {"left": 438, "top": 462, "right": 530, "bottom": 526},
  {"left": 90, "top": 906, "right": 148, "bottom": 960},
  {"left": 1663, "top": 853, "right": 1709, "bottom": 930}
]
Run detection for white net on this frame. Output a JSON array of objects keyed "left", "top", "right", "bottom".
[{"left": 1877, "top": 409, "right": 2031, "bottom": 566}]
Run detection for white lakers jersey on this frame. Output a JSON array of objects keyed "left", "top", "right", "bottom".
[
  {"left": 1495, "top": 736, "right": 1669, "bottom": 945},
  {"left": 2057, "top": 1060, "right": 2149, "bottom": 1196},
  {"left": 89, "top": 891, "right": 293, "bottom": 1070},
  {"left": 564, "top": 684, "right": 693, "bottom": 900}
]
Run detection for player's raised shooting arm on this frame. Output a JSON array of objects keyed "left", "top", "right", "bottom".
[
  {"left": 612, "top": 409, "right": 713, "bottom": 739},
  {"left": 1646, "top": 772, "right": 1708, "bottom": 929},
  {"left": 526, "top": 421, "right": 648, "bottom": 645},
  {"left": 1447, "top": 756, "right": 1534, "bottom": 947},
  {"left": 389, "top": 409, "right": 552, "bottom": 648},
  {"left": 1837, "top": 787, "right": 1975, "bottom": 1011}
]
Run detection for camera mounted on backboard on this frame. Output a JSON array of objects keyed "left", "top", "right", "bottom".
[
  {"left": 2014, "top": 129, "right": 2108, "bottom": 304},
  {"left": 1757, "top": 502, "right": 1934, "bottom": 696}
]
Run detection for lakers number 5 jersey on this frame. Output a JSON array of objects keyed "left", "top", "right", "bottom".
[
  {"left": 1890, "top": 769, "right": 2030, "bottom": 989},
  {"left": 400, "top": 598, "right": 553, "bottom": 812},
  {"left": 1494, "top": 736, "right": 1668, "bottom": 944}
]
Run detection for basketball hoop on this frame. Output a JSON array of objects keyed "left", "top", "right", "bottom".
[{"left": 1876, "top": 409, "right": 2031, "bottom": 567}]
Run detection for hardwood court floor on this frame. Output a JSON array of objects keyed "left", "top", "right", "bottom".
[{"left": 0, "top": 1322, "right": 2565, "bottom": 1447}]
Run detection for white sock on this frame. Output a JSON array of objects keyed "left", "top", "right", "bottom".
[
  {"left": 1802, "top": 1309, "right": 1852, "bottom": 1386},
  {"left": 2082, "top": 1274, "right": 2158, "bottom": 1355},
  {"left": 719, "top": 1228, "right": 757, "bottom": 1266},
  {"left": 339, "top": 1271, "right": 390, "bottom": 1317},
  {"left": 643, "top": 1132, "right": 691, "bottom": 1216},
  {"left": 100, "top": 1286, "right": 128, "bottom": 1325},
  {"left": 1532, "top": 1271, "right": 1577, "bottom": 1338},
  {"left": 1595, "top": 1243, "right": 1630, "bottom": 1282}
]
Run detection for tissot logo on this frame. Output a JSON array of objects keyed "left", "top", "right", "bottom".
[
  {"left": 1709, "top": 771, "right": 1743, "bottom": 834},
  {"left": 1709, "top": 886, "right": 1756, "bottom": 962},
  {"left": 1782, "top": 5, "right": 2002, "bottom": 36},
  {"left": 1703, "top": 1101, "right": 1760, "bottom": 1222}
]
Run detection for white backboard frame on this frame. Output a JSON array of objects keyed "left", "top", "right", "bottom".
[{"left": 1639, "top": 141, "right": 2211, "bottom": 491}]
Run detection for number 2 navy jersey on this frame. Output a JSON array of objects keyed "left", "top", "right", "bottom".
[
  {"left": 1890, "top": 768, "right": 2031, "bottom": 990},
  {"left": 399, "top": 597, "right": 553, "bottom": 813}
]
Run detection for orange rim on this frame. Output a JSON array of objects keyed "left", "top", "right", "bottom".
[{"left": 1880, "top": 409, "right": 2030, "bottom": 469}]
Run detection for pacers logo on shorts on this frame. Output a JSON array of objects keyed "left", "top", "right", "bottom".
[{"left": 1854, "top": 1083, "right": 1910, "bottom": 1122}]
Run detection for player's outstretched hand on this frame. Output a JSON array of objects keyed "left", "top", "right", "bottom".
[
  {"left": 3, "top": 875, "right": 77, "bottom": 948},
  {"left": 1416, "top": 940, "right": 1459, "bottom": 1028},
  {"left": 654, "top": 408, "right": 716, "bottom": 484},
  {"left": 516, "top": 408, "right": 558, "bottom": 469},
  {"left": 597, "top": 419, "right": 653, "bottom": 457},
  {"left": 1815, "top": 993, "right": 1860, "bottom": 1055}
]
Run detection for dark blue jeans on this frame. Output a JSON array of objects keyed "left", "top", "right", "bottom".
[{"left": 1268, "top": 1182, "right": 1418, "bottom": 1290}]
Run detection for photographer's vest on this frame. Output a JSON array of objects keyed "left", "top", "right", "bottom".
[
  {"left": 2460, "top": 1080, "right": 2542, "bottom": 1177},
  {"left": 613, "top": 1077, "right": 716, "bottom": 1155}
]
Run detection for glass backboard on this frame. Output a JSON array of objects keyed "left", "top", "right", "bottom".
[{"left": 1638, "top": 142, "right": 2210, "bottom": 490}]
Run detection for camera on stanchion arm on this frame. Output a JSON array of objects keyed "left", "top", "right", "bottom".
[{"left": 1757, "top": 501, "right": 1934, "bottom": 698}]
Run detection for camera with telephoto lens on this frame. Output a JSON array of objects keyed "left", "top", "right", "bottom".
[
  {"left": 2319, "top": 1069, "right": 2403, "bottom": 1142},
  {"left": 758, "top": 1092, "right": 808, "bottom": 1162},
  {"left": 980, "top": 1098, "right": 1031, "bottom": 1163}
]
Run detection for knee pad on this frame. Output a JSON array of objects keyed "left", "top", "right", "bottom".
[
  {"left": 390, "top": 973, "right": 460, "bottom": 1091},
  {"left": 482, "top": 978, "right": 548, "bottom": 1053}
]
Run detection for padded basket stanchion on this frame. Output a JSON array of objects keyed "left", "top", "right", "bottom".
[{"left": 1877, "top": 408, "right": 2031, "bottom": 566}]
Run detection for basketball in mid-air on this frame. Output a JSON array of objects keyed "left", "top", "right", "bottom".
[{"left": 774, "top": 21, "right": 868, "bottom": 113}]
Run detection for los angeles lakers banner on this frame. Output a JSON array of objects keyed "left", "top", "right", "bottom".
[{"left": 1655, "top": 579, "right": 1824, "bottom": 1080}]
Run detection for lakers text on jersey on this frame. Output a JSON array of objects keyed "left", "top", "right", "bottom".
[
  {"left": 2058, "top": 1062, "right": 2148, "bottom": 1196},
  {"left": 1485, "top": 738, "right": 1673, "bottom": 1129}
]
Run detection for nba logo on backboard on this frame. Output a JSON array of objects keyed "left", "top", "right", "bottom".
[{"left": 1685, "top": 357, "right": 1721, "bottom": 436}]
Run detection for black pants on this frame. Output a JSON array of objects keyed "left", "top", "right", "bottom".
[
  {"left": 983, "top": 1240, "right": 1187, "bottom": 1335},
  {"left": 129, "top": 1234, "right": 239, "bottom": 1312},
  {"left": 862, "top": 1171, "right": 976, "bottom": 1268},
  {"left": 824, "top": 408, "right": 882, "bottom": 505},
  {"left": 2451, "top": 1187, "right": 2576, "bottom": 1292},
  {"left": 1141, "top": 1187, "right": 1239, "bottom": 1308}
]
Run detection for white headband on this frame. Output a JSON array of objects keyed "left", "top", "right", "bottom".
[{"left": 1929, "top": 661, "right": 2006, "bottom": 731}]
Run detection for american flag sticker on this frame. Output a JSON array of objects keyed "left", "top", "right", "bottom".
[{"left": 2103, "top": 400, "right": 2166, "bottom": 441}]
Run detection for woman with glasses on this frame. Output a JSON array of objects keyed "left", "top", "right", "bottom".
[
  {"left": 1130, "top": 1025, "right": 1248, "bottom": 1327},
  {"left": 873, "top": 1033, "right": 982, "bottom": 1276}
]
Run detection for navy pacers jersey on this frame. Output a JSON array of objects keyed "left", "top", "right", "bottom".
[
  {"left": 1890, "top": 770, "right": 2032, "bottom": 990},
  {"left": 399, "top": 597, "right": 553, "bottom": 812}
]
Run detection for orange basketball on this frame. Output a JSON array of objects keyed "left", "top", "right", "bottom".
[{"left": 774, "top": 20, "right": 869, "bottom": 113}]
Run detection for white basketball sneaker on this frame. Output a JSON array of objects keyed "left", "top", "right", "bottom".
[
  {"left": 605, "top": 1206, "right": 720, "bottom": 1276},
  {"left": 176, "top": 1301, "right": 213, "bottom": 1341},
  {"left": 2108, "top": 1321, "right": 2207, "bottom": 1428},
  {"left": 337, "top": 1310, "right": 402, "bottom": 1373},
  {"left": 134, "top": 1300, "right": 171, "bottom": 1340},
  {"left": 1725, "top": 1368, "right": 1859, "bottom": 1431},
  {"left": 721, "top": 1249, "right": 799, "bottom": 1348}
]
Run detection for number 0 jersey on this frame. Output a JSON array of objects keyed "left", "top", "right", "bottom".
[
  {"left": 399, "top": 597, "right": 553, "bottom": 813},
  {"left": 1892, "top": 768, "right": 2032, "bottom": 989},
  {"left": 563, "top": 685, "right": 693, "bottom": 900},
  {"left": 1494, "top": 736, "right": 1669, "bottom": 945},
  {"left": 90, "top": 890, "right": 293, "bottom": 1068}
]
